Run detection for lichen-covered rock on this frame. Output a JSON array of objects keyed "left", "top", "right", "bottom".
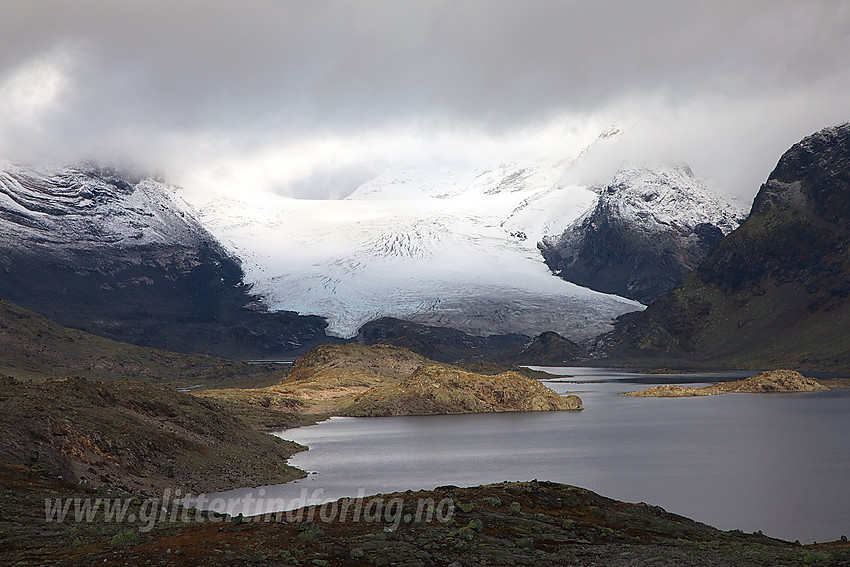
[
  {"left": 268, "top": 344, "right": 582, "bottom": 417},
  {"left": 344, "top": 363, "right": 583, "bottom": 416},
  {"left": 728, "top": 370, "right": 829, "bottom": 393},
  {"left": 624, "top": 384, "right": 715, "bottom": 398}
]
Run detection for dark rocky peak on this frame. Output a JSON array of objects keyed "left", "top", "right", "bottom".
[
  {"left": 753, "top": 122, "right": 850, "bottom": 222},
  {"left": 697, "top": 123, "right": 850, "bottom": 295},
  {"left": 602, "top": 123, "right": 850, "bottom": 371}
]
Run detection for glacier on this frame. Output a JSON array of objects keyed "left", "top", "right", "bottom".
[{"left": 196, "top": 158, "right": 646, "bottom": 342}]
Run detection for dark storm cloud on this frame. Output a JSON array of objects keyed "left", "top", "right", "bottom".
[{"left": 1, "top": 0, "right": 849, "bottom": 197}]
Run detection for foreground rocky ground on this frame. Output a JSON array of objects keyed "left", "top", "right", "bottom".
[
  {"left": 0, "top": 376, "right": 306, "bottom": 497},
  {"left": 3, "top": 467, "right": 849, "bottom": 566}
]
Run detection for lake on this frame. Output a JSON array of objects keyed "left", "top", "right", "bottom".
[{"left": 205, "top": 367, "right": 850, "bottom": 543}]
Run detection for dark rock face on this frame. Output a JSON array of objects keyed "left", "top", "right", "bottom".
[
  {"left": 355, "top": 317, "right": 528, "bottom": 363},
  {"left": 355, "top": 317, "right": 585, "bottom": 364},
  {"left": 603, "top": 124, "right": 850, "bottom": 370},
  {"left": 500, "top": 331, "right": 587, "bottom": 365},
  {"left": 0, "top": 162, "right": 329, "bottom": 358},
  {"left": 539, "top": 165, "right": 742, "bottom": 305},
  {"left": 696, "top": 126, "right": 850, "bottom": 297}
]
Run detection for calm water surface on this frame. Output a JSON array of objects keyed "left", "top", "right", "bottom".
[{"left": 208, "top": 367, "right": 850, "bottom": 543}]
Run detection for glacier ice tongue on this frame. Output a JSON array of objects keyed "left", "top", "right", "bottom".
[{"left": 196, "top": 158, "right": 645, "bottom": 341}]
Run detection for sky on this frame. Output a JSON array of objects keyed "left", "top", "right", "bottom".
[{"left": 1, "top": 0, "right": 849, "bottom": 203}]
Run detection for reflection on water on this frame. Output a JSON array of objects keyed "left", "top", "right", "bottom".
[{"left": 204, "top": 367, "right": 850, "bottom": 543}]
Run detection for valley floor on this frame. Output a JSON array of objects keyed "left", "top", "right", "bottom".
[{"left": 3, "top": 337, "right": 849, "bottom": 565}]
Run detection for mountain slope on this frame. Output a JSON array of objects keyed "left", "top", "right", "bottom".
[
  {"left": 0, "top": 298, "right": 285, "bottom": 387},
  {"left": 355, "top": 317, "right": 529, "bottom": 362},
  {"left": 602, "top": 124, "right": 850, "bottom": 370},
  {"left": 0, "top": 375, "right": 305, "bottom": 496},
  {"left": 539, "top": 164, "right": 744, "bottom": 304},
  {"left": 0, "top": 162, "right": 329, "bottom": 358}
]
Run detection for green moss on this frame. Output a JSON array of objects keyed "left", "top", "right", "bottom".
[{"left": 108, "top": 529, "right": 139, "bottom": 548}]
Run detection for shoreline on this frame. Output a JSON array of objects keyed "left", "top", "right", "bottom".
[{"left": 4, "top": 366, "right": 850, "bottom": 563}]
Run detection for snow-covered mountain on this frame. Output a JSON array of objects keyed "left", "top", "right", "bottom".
[
  {"left": 197, "top": 157, "right": 646, "bottom": 343},
  {"left": 0, "top": 145, "right": 745, "bottom": 355},
  {"left": 0, "top": 161, "right": 209, "bottom": 255},
  {"left": 0, "top": 142, "right": 746, "bottom": 354},
  {"left": 0, "top": 161, "right": 329, "bottom": 357},
  {"left": 539, "top": 164, "right": 746, "bottom": 303}
]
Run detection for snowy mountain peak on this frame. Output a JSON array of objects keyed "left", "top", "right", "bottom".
[
  {"left": 596, "top": 163, "right": 745, "bottom": 234},
  {"left": 540, "top": 163, "right": 746, "bottom": 304},
  {"left": 0, "top": 162, "right": 208, "bottom": 255},
  {"left": 0, "top": 160, "right": 332, "bottom": 358}
]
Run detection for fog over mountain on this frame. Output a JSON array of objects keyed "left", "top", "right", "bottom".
[{"left": 1, "top": 1, "right": 849, "bottom": 207}]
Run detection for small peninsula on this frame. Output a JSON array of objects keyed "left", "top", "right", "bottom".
[{"left": 200, "top": 343, "right": 582, "bottom": 418}]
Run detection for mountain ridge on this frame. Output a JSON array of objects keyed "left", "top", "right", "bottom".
[
  {"left": 601, "top": 123, "right": 850, "bottom": 371},
  {"left": 355, "top": 316, "right": 586, "bottom": 365}
]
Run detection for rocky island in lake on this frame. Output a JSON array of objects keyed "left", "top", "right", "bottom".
[{"left": 624, "top": 369, "right": 829, "bottom": 398}]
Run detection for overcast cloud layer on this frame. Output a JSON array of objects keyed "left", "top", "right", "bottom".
[{"left": 1, "top": 0, "right": 849, "bottom": 201}]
